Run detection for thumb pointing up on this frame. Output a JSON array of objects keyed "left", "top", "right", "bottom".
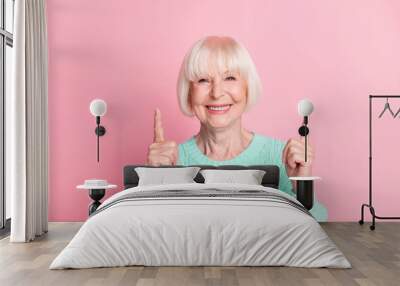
[
  {"left": 153, "top": 108, "right": 165, "bottom": 143},
  {"left": 148, "top": 108, "right": 178, "bottom": 166}
]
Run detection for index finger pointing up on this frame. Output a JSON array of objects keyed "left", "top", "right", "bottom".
[{"left": 154, "top": 108, "right": 165, "bottom": 143}]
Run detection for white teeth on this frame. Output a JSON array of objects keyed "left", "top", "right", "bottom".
[{"left": 207, "top": 105, "right": 230, "bottom": 111}]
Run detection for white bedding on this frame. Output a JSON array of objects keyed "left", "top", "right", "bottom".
[{"left": 50, "top": 183, "right": 351, "bottom": 269}]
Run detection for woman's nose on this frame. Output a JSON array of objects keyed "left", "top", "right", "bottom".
[{"left": 210, "top": 82, "right": 224, "bottom": 99}]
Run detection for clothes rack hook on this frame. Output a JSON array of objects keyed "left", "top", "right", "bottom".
[{"left": 378, "top": 97, "right": 395, "bottom": 118}]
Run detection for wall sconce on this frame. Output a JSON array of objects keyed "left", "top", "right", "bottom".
[
  {"left": 289, "top": 99, "right": 321, "bottom": 211},
  {"left": 89, "top": 99, "right": 107, "bottom": 162},
  {"left": 297, "top": 99, "right": 314, "bottom": 162}
]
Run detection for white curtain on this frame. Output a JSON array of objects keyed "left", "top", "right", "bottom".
[{"left": 8, "top": 0, "right": 48, "bottom": 242}]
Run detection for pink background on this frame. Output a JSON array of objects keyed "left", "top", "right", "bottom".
[{"left": 46, "top": 0, "right": 400, "bottom": 221}]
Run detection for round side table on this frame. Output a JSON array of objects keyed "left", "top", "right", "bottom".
[{"left": 77, "top": 184, "right": 117, "bottom": 215}]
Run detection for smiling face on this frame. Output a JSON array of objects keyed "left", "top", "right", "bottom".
[
  {"left": 189, "top": 67, "right": 248, "bottom": 130},
  {"left": 177, "top": 36, "right": 262, "bottom": 126}
]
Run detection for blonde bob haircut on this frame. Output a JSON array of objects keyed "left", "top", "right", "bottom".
[{"left": 177, "top": 36, "right": 263, "bottom": 117}]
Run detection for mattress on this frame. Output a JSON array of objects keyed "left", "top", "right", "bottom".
[{"left": 50, "top": 183, "right": 350, "bottom": 269}]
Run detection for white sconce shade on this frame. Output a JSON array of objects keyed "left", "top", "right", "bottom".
[
  {"left": 90, "top": 99, "right": 107, "bottom": 117},
  {"left": 297, "top": 99, "right": 314, "bottom": 117}
]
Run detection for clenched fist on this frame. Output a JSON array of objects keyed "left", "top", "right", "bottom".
[
  {"left": 282, "top": 137, "right": 314, "bottom": 179},
  {"left": 146, "top": 108, "right": 179, "bottom": 166}
]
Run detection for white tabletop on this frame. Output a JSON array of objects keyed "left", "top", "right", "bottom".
[
  {"left": 77, "top": 184, "right": 117, "bottom": 190},
  {"left": 288, "top": 176, "right": 321, "bottom": 181}
]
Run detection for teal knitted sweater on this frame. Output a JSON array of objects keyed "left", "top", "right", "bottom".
[{"left": 177, "top": 133, "right": 328, "bottom": 222}]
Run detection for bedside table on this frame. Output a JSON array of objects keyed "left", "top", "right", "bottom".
[
  {"left": 289, "top": 176, "right": 321, "bottom": 210},
  {"left": 77, "top": 180, "right": 117, "bottom": 215}
]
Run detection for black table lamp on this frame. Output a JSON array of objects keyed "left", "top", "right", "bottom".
[
  {"left": 289, "top": 99, "right": 321, "bottom": 210},
  {"left": 89, "top": 99, "right": 107, "bottom": 162}
]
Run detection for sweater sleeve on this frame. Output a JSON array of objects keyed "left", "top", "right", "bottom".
[
  {"left": 273, "top": 140, "right": 296, "bottom": 197},
  {"left": 177, "top": 143, "right": 188, "bottom": 166}
]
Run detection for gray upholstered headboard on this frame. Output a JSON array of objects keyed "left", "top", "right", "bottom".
[{"left": 123, "top": 165, "right": 280, "bottom": 189}]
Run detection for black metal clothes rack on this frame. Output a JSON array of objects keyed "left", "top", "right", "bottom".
[{"left": 359, "top": 95, "right": 400, "bottom": 230}]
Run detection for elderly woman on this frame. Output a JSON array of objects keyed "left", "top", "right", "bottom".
[{"left": 147, "top": 36, "right": 327, "bottom": 221}]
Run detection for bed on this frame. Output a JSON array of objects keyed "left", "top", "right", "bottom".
[{"left": 50, "top": 165, "right": 350, "bottom": 269}]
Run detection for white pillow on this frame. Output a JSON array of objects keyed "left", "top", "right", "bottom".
[
  {"left": 135, "top": 167, "right": 201, "bottom": 186},
  {"left": 200, "top": 169, "right": 266, "bottom": 185}
]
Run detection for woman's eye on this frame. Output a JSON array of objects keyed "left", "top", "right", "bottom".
[
  {"left": 225, "top": 76, "right": 236, "bottom": 81},
  {"left": 198, "top": 78, "right": 209, "bottom": 83}
]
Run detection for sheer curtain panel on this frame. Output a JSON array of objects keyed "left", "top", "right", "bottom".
[{"left": 8, "top": 0, "right": 48, "bottom": 242}]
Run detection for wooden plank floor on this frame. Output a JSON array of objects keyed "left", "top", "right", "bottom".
[{"left": 0, "top": 222, "right": 399, "bottom": 286}]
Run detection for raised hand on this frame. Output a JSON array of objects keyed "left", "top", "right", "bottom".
[
  {"left": 146, "top": 108, "right": 179, "bottom": 166},
  {"left": 282, "top": 137, "right": 314, "bottom": 178}
]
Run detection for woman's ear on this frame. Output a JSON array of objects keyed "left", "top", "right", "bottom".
[
  {"left": 188, "top": 100, "right": 195, "bottom": 116},
  {"left": 187, "top": 87, "right": 194, "bottom": 115},
  {"left": 242, "top": 81, "right": 248, "bottom": 102}
]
